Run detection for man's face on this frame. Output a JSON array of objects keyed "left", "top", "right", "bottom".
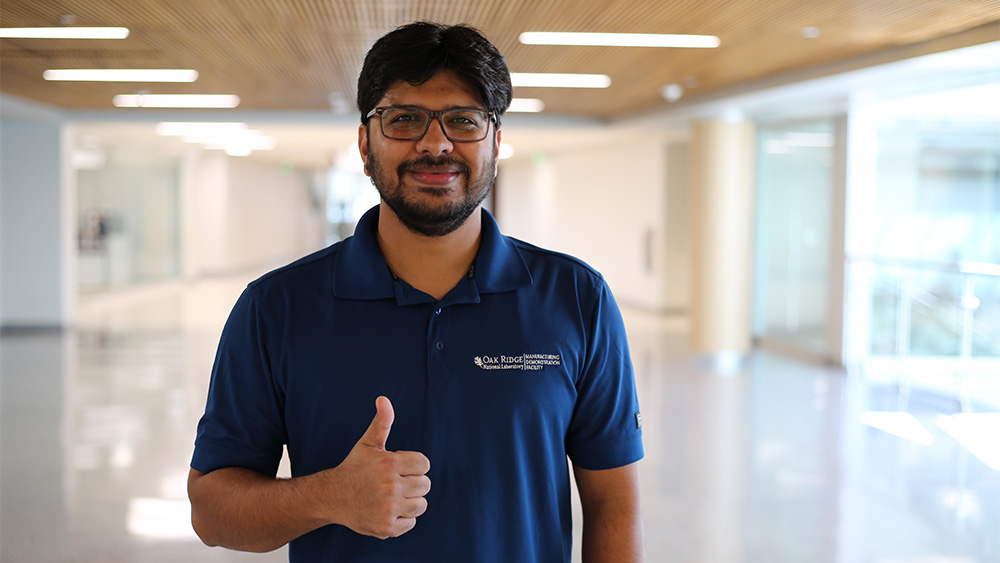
[{"left": 359, "top": 69, "right": 500, "bottom": 237}]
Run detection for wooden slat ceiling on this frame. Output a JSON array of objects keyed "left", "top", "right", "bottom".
[{"left": 1, "top": 0, "right": 997, "bottom": 120}]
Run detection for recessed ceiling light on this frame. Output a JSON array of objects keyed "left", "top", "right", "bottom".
[
  {"left": 0, "top": 27, "right": 129, "bottom": 39},
  {"left": 662, "top": 84, "right": 683, "bottom": 102},
  {"left": 510, "top": 73, "right": 611, "bottom": 88},
  {"left": 508, "top": 98, "right": 545, "bottom": 112},
  {"left": 44, "top": 69, "right": 199, "bottom": 82},
  {"left": 113, "top": 94, "right": 240, "bottom": 108},
  {"left": 520, "top": 32, "right": 720, "bottom": 49}
]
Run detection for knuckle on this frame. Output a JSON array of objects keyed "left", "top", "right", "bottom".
[
  {"left": 379, "top": 478, "right": 402, "bottom": 499},
  {"left": 377, "top": 454, "right": 401, "bottom": 473}
]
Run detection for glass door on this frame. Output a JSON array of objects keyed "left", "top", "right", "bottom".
[{"left": 754, "top": 119, "right": 838, "bottom": 360}]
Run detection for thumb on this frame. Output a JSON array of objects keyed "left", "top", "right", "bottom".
[{"left": 359, "top": 396, "right": 394, "bottom": 450}]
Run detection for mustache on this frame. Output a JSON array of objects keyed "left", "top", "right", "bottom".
[{"left": 397, "top": 155, "right": 471, "bottom": 177}]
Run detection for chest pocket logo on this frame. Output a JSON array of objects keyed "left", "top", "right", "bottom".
[{"left": 473, "top": 353, "right": 561, "bottom": 371}]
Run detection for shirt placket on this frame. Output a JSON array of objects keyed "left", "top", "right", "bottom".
[{"left": 426, "top": 304, "right": 452, "bottom": 389}]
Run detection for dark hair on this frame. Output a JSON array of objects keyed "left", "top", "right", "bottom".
[{"left": 357, "top": 22, "right": 513, "bottom": 126}]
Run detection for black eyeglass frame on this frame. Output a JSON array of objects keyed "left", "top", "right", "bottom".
[{"left": 365, "top": 105, "right": 497, "bottom": 142}]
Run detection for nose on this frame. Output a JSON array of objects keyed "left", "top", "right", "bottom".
[{"left": 414, "top": 116, "right": 454, "bottom": 156}]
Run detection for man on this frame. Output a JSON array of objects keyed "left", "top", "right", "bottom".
[{"left": 188, "top": 22, "right": 645, "bottom": 562}]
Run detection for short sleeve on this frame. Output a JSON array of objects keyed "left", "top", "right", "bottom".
[
  {"left": 565, "top": 279, "right": 644, "bottom": 470},
  {"left": 191, "top": 286, "right": 287, "bottom": 476}
]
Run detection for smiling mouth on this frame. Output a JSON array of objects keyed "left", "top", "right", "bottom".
[
  {"left": 400, "top": 157, "right": 470, "bottom": 187},
  {"left": 407, "top": 168, "right": 461, "bottom": 186}
]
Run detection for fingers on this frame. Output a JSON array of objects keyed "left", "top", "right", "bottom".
[
  {"left": 398, "top": 496, "right": 428, "bottom": 519},
  {"left": 399, "top": 474, "right": 431, "bottom": 499},
  {"left": 394, "top": 450, "right": 431, "bottom": 476},
  {"left": 388, "top": 517, "right": 417, "bottom": 538},
  {"left": 359, "top": 396, "right": 394, "bottom": 450},
  {"left": 387, "top": 498, "right": 427, "bottom": 537}
]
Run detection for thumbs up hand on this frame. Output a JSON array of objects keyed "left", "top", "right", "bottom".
[{"left": 325, "top": 396, "right": 431, "bottom": 539}]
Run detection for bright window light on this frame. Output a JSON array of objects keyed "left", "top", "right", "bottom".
[
  {"left": 44, "top": 69, "right": 198, "bottom": 82},
  {"left": 498, "top": 143, "right": 515, "bottom": 159},
  {"left": 224, "top": 146, "right": 252, "bottom": 157},
  {"left": 201, "top": 135, "right": 277, "bottom": 151},
  {"left": 938, "top": 413, "right": 1000, "bottom": 470},
  {"left": 508, "top": 98, "right": 545, "bottom": 113},
  {"left": 155, "top": 122, "right": 248, "bottom": 136},
  {"left": 520, "top": 32, "right": 720, "bottom": 49},
  {"left": 0, "top": 27, "right": 129, "bottom": 39},
  {"left": 127, "top": 498, "right": 197, "bottom": 539},
  {"left": 510, "top": 73, "right": 611, "bottom": 89},
  {"left": 181, "top": 131, "right": 254, "bottom": 144},
  {"left": 862, "top": 412, "right": 934, "bottom": 446},
  {"left": 174, "top": 127, "right": 277, "bottom": 156},
  {"left": 113, "top": 94, "right": 240, "bottom": 108}
]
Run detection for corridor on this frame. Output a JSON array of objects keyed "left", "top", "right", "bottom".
[{"left": 1, "top": 270, "right": 997, "bottom": 562}]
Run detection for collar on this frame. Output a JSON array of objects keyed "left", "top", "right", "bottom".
[{"left": 331, "top": 205, "right": 532, "bottom": 304}]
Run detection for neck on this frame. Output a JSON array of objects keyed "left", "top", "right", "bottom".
[{"left": 376, "top": 203, "right": 483, "bottom": 301}]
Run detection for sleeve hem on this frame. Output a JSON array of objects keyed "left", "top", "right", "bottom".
[
  {"left": 567, "top": 434, "right": 644, "bottom": 471},
  {"left": 191, "top": 441, "right": 281, "bottom": 476}
]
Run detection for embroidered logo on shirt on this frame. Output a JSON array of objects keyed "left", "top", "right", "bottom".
[
  {"left": 635, "top": 412, "right": 643, "bottom": 429},
  {"left": 473, "top": 353, "right": 561, "bottom": 371}
]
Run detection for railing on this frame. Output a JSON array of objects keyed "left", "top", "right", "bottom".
[{"left": 847, "top": 255, "right": 1000, "bottom": 412}]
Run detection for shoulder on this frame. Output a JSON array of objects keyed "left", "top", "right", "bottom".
[
  {"left": 247, "top": 243, "right": 341, "bottom": 297},
  {"left": 507, "top": 236, "right": 606, "bottom": 288}
]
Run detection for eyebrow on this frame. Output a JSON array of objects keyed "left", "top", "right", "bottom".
[{"left": 382, "top": 104, "right": 488, "bottom": 112}]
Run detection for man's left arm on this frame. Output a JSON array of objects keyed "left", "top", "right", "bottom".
[{"left": 574, "top": 461, "right": 645, "bottom": 563}]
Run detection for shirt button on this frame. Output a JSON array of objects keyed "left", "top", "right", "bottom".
[
  {"left": 436, "top": 341, "right": 445, "bottom": 351},
  {"left": 435, "top": 308, "right": 442, "bottom": 315}
]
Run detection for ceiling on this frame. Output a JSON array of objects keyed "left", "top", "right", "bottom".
[
  {"left": 3, "top": 0, "right": 998, "bottom": 117},
  {"left": 1, "top": 1, "right": 997, "bottom": 167}
]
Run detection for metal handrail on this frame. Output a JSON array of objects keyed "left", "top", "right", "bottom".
[
  {"left": 857, "top": 255, "right": 1000, "bottom": 412},
  {"left": 847, "top": 254, "right": 1000, "bottom": 278}
]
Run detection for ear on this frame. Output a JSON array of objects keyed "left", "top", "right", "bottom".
[
  {"left": 493, "top": 128, "right": 501, "bottom": 177},
  {"left": 358, "top": 123, "right": 371, "bottom": 177}
]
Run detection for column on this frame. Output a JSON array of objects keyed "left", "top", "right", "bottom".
[
  {"left": 689, "top": 117, "right": 755, "bottom": 364},
  {"left": 0, "top": 102, "right": 76, "bottom": 328}
]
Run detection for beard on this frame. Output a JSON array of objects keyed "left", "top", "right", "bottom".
[{"left": 366, "top": 147, "right": 495, "bottom": 238}]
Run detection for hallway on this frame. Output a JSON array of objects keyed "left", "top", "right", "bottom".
[{"left": 1, "top": 271, "right": 997, "bottom": 562}]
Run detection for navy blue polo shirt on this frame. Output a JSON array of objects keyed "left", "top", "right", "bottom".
[{"left": 192, "top": 205, "right": 643, "bottom": 562}]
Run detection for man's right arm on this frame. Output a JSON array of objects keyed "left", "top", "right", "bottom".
[
  {"left": 188, "top": 396, "right": 430, "bottom": 551},
  {"left": 189, "top": 466, "right": 334, "bottom": 552}
]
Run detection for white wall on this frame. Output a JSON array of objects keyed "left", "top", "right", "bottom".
[
  {"left": 185, "top": 153, "right": 326, "bottom": 277},
  {"left": 0, "top": 116, "right": 76, "bottom": 327},
  {"left": 496, "top": 137, "right": 691, "bottom": 312},
  {"left": 184, "top": 152, "right": 230, "bottom": 278}
]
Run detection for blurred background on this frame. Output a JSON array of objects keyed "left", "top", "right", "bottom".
[{"left": 1, "top": 1, "right": 998, "bottom": 562}]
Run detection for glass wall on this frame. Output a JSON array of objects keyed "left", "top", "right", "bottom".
[
  {"left": 846, "top": 82, "right": 1000, "bottom": 411},
  {"left": 324, "top": 154, "right": 378, "bottom": 245},
  {"left": 754, "top": 119, "right": 837, "bottom": 359},
  {"left": 76, "top": 144, "right": 182, "bottom": 293}
]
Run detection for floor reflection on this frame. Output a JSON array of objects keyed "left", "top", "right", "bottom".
[{"left": 0, "top": 277, "right": 996, "bottom": 562}]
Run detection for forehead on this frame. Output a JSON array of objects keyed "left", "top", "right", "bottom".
[{"left": 379, "top": 69, "right": 484, "bottom": 109}]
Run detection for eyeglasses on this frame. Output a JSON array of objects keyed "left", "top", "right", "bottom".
[{"left": 366, "top": 105, "right": 495, "bottom": 142}]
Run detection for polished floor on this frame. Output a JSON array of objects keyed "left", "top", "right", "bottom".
[{"left": 2, "top": 272, "right": 998, "bottom": 563}]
